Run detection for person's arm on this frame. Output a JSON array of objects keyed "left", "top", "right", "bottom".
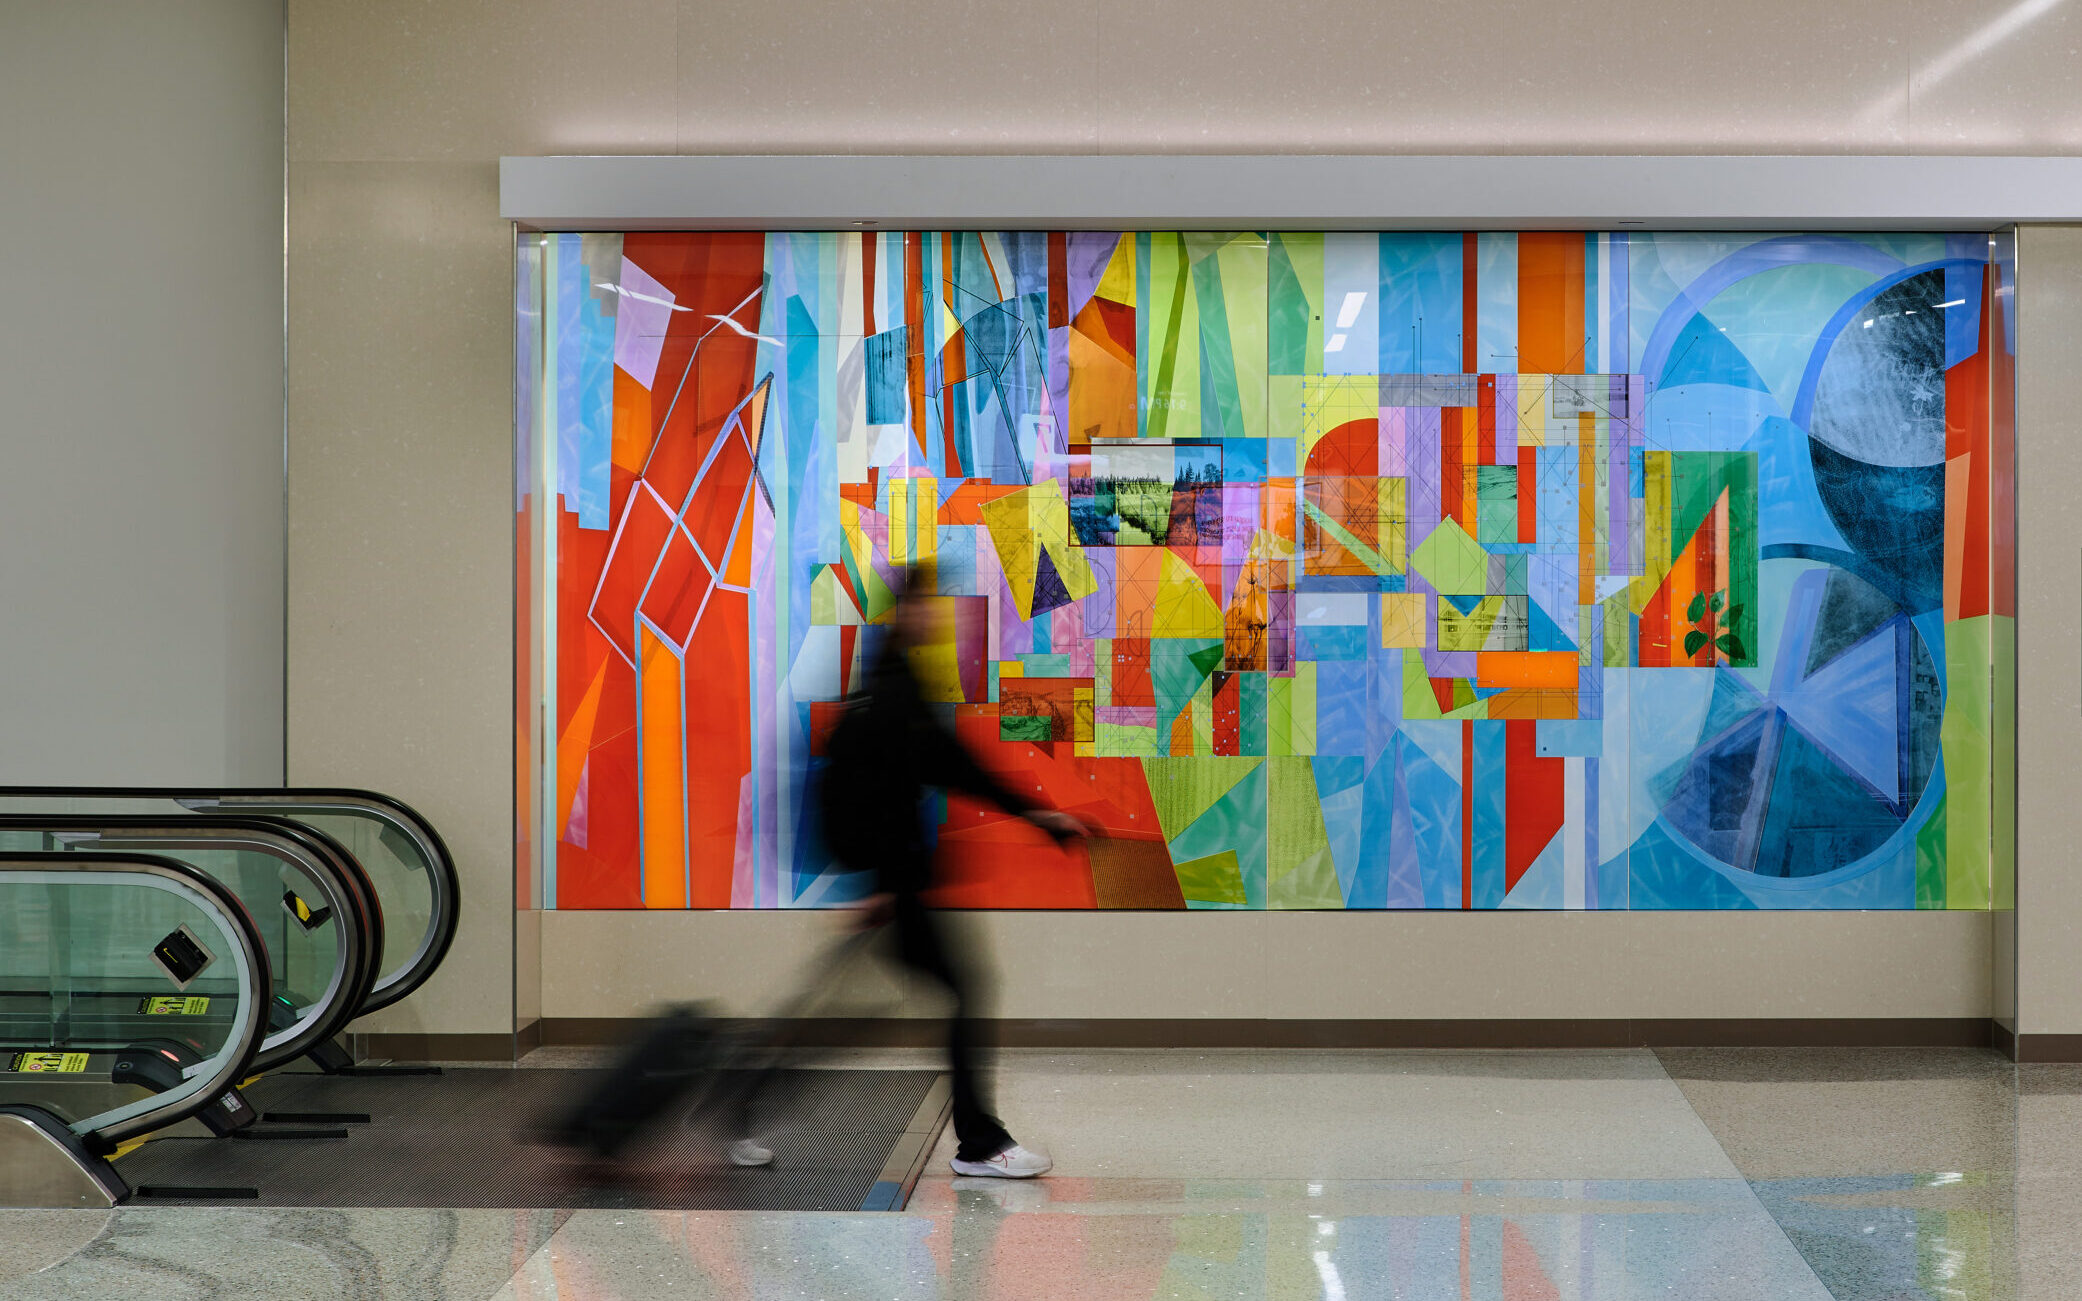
[
  {"left": 915, "top": 718, "right": 1091, "bottom": 847},
  {"left": 917, "top": 717, "right": 1039, "bottom": 816}
]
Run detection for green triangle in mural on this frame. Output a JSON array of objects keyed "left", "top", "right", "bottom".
[
  {"left": 1142, "top": 756, "right": 1263, "bottom": 843},
  {"left": 1153, "top": 638, "right": 1224, "bottom": 734}
]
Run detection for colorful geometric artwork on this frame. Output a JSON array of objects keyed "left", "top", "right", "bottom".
[{"left": 516, "top": 231, "right": 2012, "bottom": 910}]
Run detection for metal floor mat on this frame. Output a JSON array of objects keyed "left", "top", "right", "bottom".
[{"left": 114, "top": 1067, "right": 948, "bottom": 1211}]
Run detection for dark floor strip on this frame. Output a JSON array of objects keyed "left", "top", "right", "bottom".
[
  {"left": 116, "top": 1067, "right": 945, "bottom": 1211},
  {"left": 262, "top": 1112, "right": 370, "bottom": 1124}
]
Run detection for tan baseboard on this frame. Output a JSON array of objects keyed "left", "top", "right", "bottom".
[{"left": 535, "top": 1016, "right": 1995, "bottom": 1051}]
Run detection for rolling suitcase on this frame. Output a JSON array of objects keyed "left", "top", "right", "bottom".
[
  {"left": 542, "top": 928, "right": 880, "bottom": 1160},
  {"left": 543, "top": 1003, "right": 730, "bottom": 1158}
]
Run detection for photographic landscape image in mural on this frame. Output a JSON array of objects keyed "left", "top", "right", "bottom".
[{"left": 520, "top": 231, "right": 2010, "bottom": 911}]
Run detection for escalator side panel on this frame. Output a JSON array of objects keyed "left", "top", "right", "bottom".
[
  {"left": 0, "top": 1106, "right": 126, "bottom": 1206},
  {"left": 0, "top": 853, "right": 271, "bottom": 1177}
]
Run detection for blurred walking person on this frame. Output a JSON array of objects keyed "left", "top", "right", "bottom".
[{"left": 821, "top": 564, "right": 1091, "bottom": 1178}]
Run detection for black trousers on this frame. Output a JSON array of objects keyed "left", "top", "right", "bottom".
[{"left": 888, "top": 893, "right": 1012, "bottom": 1161}]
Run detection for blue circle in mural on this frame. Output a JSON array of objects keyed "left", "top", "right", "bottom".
[
  {"left": 1810, "top": 269, "right": 1949, "bottom": 469},
  {"left": 1804, "top": 268, "right": 1949, "bottom": 615},
  {"left": 1656, "top": 558, "right": 1940, "bottom": 880}
]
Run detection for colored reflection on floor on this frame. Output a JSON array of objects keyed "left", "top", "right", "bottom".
[
  {"left": 495, "top": 1178, "right": 1834, "bottom": 1299},
  {"left": 7, "top": 1047, "right": 2080, "bottom": 1299}
]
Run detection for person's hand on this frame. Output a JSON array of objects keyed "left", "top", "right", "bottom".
[
  {"left": 1026, "top": 809, "right": 1097, "bottom": 849},
  {"left": 852, "top": 892, "right": 896, "bottom": 931}
]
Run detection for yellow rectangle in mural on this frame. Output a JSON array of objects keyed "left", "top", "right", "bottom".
[{"left": 1381, "top": 592, "right": 1430, "bottom": 649}]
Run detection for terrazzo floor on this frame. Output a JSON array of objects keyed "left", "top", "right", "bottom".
[{"left": 5, "top": 1046, "right": 2074, "bottom": 1299}]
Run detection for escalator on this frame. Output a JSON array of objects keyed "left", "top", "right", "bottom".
[
  {"left": 4, "top": 802, "right": 950, "bottom": 1213},
  {"left": 0, "top": 816, "right": 379, "bottom": 1075},
  {"left": 0, "top": 787, "right": 458, "bottom": 1016},
  {"left": 0, "top": 852, "right": 272, "bottom": 1206}
]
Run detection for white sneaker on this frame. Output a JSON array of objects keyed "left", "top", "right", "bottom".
[
  {"left": 728, "top": 1138, "right": 774, "bottom": 1167},
  {"left": 950, "top": 1143, "right": 1051, "bottom": 1178}
]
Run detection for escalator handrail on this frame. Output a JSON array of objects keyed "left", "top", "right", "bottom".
[
  {"left": 0, "top": 815, "right": 380, "bottom": 1075},
  {"left": 0, "top": 851, "right": 273, "bottom": 1147},
  {"left": 0, "top": 786, "right": 459, "bottom": 1016},
  {"left": 177, "top": 790, "right": 457, "bottom": 1015}
]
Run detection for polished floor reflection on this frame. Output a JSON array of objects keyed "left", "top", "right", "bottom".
[{"left": 5, "top": 1047, "right": 2076, "bottom": 1299}]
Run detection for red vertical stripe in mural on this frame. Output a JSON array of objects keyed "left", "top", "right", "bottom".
[
  {"left": 1948, "top": 278, "right": 1992, "bottom": 621},
  {"left": 1518, "top": 453, "right": 1537, "bottom": 544},
  {"left": 1503, "top": 719, "right": 1564, "bottom": 893},
  {"left": 860, "top": 232, "right": 877, "bottom": 336},
  {"left": 1693, "top": 499, "right": 1718, "bottom": 667},
  {"left": 1461, "top": 232, "right": 1478, "bottom": 373},
  {"left": 1442, "top": 407, "right": 1465, "bottom": 529},
  {"left": 1212, "top": 673, "right": 1240, "bottom": 756},
  {"left": 1047, "top": 231, "right": 1069, "bottom": 330}
]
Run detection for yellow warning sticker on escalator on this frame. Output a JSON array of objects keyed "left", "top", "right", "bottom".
[
  {"left": 138, "top": 996, "right": 211, "bottom": 1015},
  {"left": 282, "top": 889, "right": 332, "bottom": 931},
  {"left": 8, "top": 1052, "right": 89, "bottom": 1073}
]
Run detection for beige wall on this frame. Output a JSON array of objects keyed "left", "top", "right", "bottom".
[
  {"left": 291, "top": 163, "right": 517, "bottom": 1037},
  {"left": 542, "top": 910, "right": 1993, "bottom": 1023},
  {"left": 2, "top": 0, "right": 285, "bottom": 787},
  {"left": 2015, "top": 226, "right": 2082, "bottom": 1038},
  {"left": 286, "top": 0, "right": 2074, "bottom": 1038}
]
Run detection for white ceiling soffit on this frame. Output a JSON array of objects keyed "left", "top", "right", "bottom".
[{"left": 501, "top": 154, "right": 2082, "bottom": 232}]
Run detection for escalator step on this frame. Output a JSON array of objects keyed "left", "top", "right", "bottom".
[
  {"left": 229, "top": 1127, "right": 348, "bottom": 1141},
  {"left": 136, "top": 1185, "right": 258, "bottom": 1199}
]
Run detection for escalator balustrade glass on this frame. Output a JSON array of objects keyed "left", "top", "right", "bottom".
[
  {"left": 0, "top": 789, "right": 454, "bottom": 1014},
  {"left": 0, "top": 853, "right": 269, "bottom": 1145},
  {"left": 0, "top": 818, "right": 376, "bottom": 1074}
]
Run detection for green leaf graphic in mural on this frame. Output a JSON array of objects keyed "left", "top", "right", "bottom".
[
  {"left": 1684, "top": 629, "right": 1708, "bottom": 658},
  {"left": 1710, "top": 592, "right": 1724, "bottom": 613},
  {"left": 1716, "top": 632, "right": 1745, "bottom": 659},
  {"left": 1687, "top": 592, "right": 1707, "bottom": 624},
  {"left": 1725, "top": 604, "right": 1743, "bottom": 625}
]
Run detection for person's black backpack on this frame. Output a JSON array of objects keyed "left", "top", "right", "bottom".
[{"left": 818, "top": 694, "right": 883, "bottom": 868}]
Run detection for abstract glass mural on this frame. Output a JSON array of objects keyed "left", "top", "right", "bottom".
[{"left": 516, "top": 231, "right": 2013, "bottom": 910}]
